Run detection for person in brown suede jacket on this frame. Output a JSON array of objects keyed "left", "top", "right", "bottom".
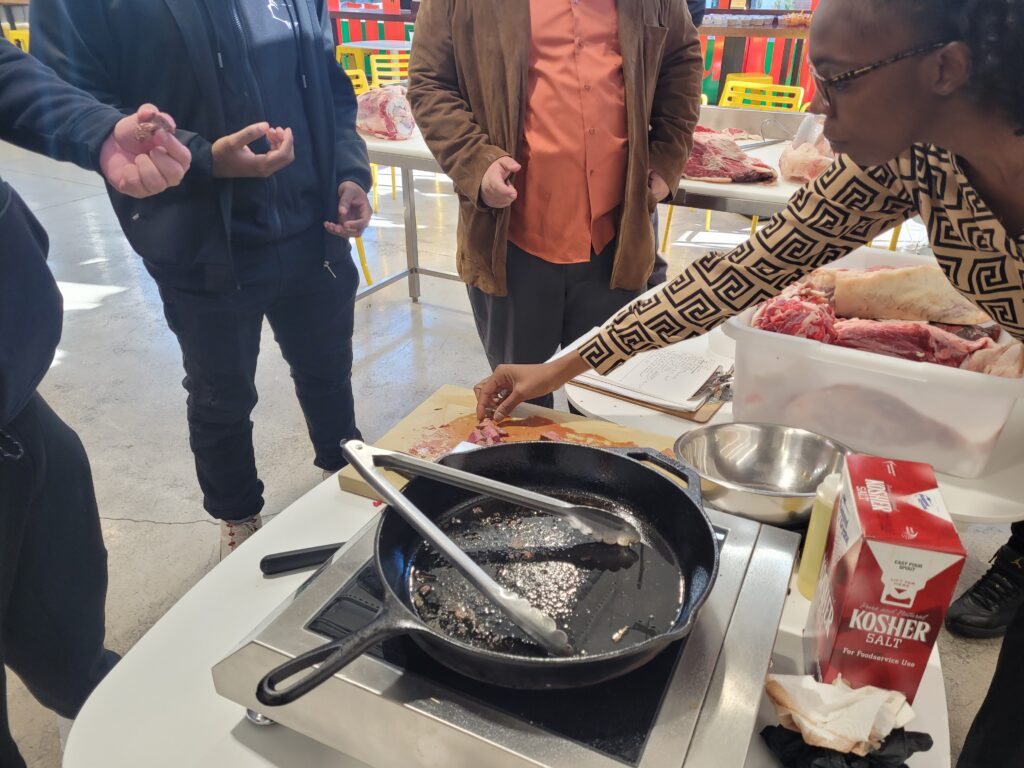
[{"left": 409, "top": 0, "right": 703, "bottom": 407}]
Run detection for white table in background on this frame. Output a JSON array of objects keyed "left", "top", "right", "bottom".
[
  {"left": 358, "top": 131, "right": 798, "bottom": 301},
  {"left": 342, "top": 39, "right": 412, "bottom": 52},
  {"left": 62, "top": 472, "right": 951, "bottom": 768}
]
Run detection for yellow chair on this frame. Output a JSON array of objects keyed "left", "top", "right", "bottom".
[
  {"left": 888, "top": 224, "right": 903, "bottom": 251},
  {"left": 723, "top": 72, "right": 773, "bottom": 90},
  {"left": 4, "top": 28, "right": 29, "bottom": 52},
  {"left": 346, "top": 68, "right": 370, "bottom": 95},
  {"left": 336, "top": 45, "right": 367, "bottom": 73},
  {"left": 719, "top": 81, "right": 805, "bottom": 112},
  {"left": 354, "top": 237, "right": 373, "bottom": 286},
  {"left": 369, "top": 52, "right": 409, "bottom": 88}
]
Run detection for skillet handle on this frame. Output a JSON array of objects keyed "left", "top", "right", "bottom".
[
  {"left": 255, "top": 605, "right": 418, "bottom": 707},
  {"left": 609, "top": 447, "right": 704, "bottom": 510},
  {"left": 259, "top": 543, "right": 344, "bottom": 576}
]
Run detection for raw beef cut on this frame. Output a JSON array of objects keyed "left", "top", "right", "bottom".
[
  {"left": 467, "top": 419, "right": 508, "bottom": 446},
  {"left": 833, "top": 265, "right": 991, "bottom": 325},
  {"left": 753, "top": 290, "right": 837, "bottom": 343},
  {"left": 779, "top": 138, "right": 835, "bottom": 183},
  {"left": 356, "top": 86, "right": 416, "bottom": 141},
  {"left": 833, "top": 319, "right": 993, "bottom": 367},
  {"left": 684, "top": 130, "right": 778, "bottom": 184},
  {"left": 962, "top": 341, "right": 1024, "bottom": 378}
]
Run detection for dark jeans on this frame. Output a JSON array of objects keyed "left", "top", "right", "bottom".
[
  {"left": 158, "top": 228, "right": 360, "bottom": 522},
  {"left": 467, "top": 240, "right": 643, "bottom": 409},
  {"left": 1, "top": 394, "right": 119, "bottom": 768},
  {"left": 958, "top": 521, "right": 1024, "bottom": 766}
]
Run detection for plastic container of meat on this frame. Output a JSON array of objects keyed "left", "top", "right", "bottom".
[{"left": 723, "top": 248, "right": 1024, "bottom": 478}]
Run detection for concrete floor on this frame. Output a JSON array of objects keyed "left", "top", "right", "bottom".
[{"left": 1, "top": 141, "right": 1007, "bottom": 767}]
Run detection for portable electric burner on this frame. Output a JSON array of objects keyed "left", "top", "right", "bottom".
[{"left": 213, "top": 503, "right": 797, "bottom": 768}]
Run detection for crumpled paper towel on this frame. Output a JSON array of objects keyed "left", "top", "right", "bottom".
[{"left": 765, "top": 675, "right": 915, "bottom": 757}]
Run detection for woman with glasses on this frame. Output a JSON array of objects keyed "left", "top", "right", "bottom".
[{"left": 474, "top": 1, "right": 1023, "bottom": 765}]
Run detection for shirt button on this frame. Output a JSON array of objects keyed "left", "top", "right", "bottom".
[
  {"left": 584, "top": 83, "right": 592, "bottom": 92},
  {"left": 575, "top": 38, "right": 583, "bottom": 48},
  {"left": 588, "top": 128, "right": 596, "bottom": 136},
  {"left": 589, "top": 170, "right": 595, "bottom": 176}
]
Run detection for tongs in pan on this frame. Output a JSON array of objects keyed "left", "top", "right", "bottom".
[
  {"left": 344, "top": 440, "right": 637, "bottom": 657},
  {"left": 350, "top": 441, "right": 642, "bottom": 546}
]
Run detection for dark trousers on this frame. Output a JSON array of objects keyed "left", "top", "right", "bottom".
[
  {"left": 158, "top": 227, "right": 360, "bottom": 522},
  {"left": 1, "top": 395, "right": 118, "bottom": 768},
  {"left": 957, "top": 521, "right": 1024, "bottom": 766},
  {"left": 467, "top": 240, "right": 643, "bottom": 409}
]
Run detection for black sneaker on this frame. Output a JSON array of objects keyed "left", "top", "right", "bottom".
[{"left": 945, "top": 546, "right": 1024, "bottom": 638}]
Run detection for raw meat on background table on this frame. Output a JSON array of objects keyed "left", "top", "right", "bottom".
[{"left": 684, "top": 127, "right": 778, "bottom": 184}]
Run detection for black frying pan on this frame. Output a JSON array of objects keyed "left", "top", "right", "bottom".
[{"left": 256, "top": 442, "right": 719, "bottom": 706}]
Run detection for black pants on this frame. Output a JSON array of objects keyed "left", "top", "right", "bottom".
[
  {"left": 158, "top": 228, "right": 360, "bottom": 522},
  {"left": 467, "top": 240, "right": 644, "bottom": 409},
  {"left": 1, "top": 394, "right": 118, "bottom": 768},
  {"left": 957, "top": 521, "right": 1024, "bottom": 766}
]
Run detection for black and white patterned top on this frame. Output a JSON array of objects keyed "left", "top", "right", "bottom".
[{"left": 580, "top": 144, "right": 1024, "bottom": 374}]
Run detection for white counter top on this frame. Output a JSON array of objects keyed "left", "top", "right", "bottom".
[{"left": 63, "top": 470, "right": 951, "bottom": 768}]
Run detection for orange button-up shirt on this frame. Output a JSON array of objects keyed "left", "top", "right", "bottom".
[{"left": 508, "top": 0, "right": 629, "bottom": 264}]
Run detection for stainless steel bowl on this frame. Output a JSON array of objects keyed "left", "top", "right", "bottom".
[{"left": 673, "top": 423, "right": 849, "bottom": 526}]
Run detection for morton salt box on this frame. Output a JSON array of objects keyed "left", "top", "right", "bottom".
[{"left": 806, "top": 455, "right": 965, "bottom": 702}]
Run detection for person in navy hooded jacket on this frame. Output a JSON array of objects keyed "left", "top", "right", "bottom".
[
  {"left": 32, "top": 0, "right": 374, "bottom": 557},
  {"left": 0, "top": 41, "right": 190, "bottom": 768}
]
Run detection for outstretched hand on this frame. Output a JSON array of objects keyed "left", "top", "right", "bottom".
[{"left": 99, "top": 104, "right": 191, "bottom": 198}]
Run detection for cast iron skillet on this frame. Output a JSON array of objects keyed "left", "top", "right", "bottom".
[{"left": 256, "top": 442, "right": 719, "bottom": 706}]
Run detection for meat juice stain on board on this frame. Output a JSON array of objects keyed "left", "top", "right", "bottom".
[
  {"left": 409, "top": 492, "right": 685, "bottom": 657},
  {"left": 409, "top": 414, "right": 638, "bottom": 461}
]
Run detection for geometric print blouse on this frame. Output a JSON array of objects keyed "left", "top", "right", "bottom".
[{"left": 579, "top": 144, "right": 1024, "bottom": 374}]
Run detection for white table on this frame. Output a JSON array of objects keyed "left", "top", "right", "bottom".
[
  {"left": 63, "top": 473, "right": 951, "bottom": 768},
  {"left": 342, "top": 39, "right": 411, "bottom": 52},
  {"left": 359, "top": 130, "right": 798, "bottom": 301},
  {"left": 565, "top": 327, "right": 1024, "bottom": 526}
]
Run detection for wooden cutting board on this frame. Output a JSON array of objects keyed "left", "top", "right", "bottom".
[{"left": 339, "top": 384, "right": 678, "bottom": 499}]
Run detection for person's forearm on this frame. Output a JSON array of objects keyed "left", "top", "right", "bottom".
[{"left": 0, "top": 42, "right": 120, "bottom": 170}]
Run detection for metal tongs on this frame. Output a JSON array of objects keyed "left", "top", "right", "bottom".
[
  {"left": 343, "top": 441, "right": 639, "bottom": 657},
  {"left": 350, "top": 441, "right": 641, "bottom": 546}
]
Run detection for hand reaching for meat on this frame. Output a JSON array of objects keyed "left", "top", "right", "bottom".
[
  {"left": 99, "top": 104, "right": 191, "bottom": 198},
  {"left": 474, "top": 355, "right": 592, "bottom": 422}
]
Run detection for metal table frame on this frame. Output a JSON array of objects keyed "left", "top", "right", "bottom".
[{"left": 360, "top": 144, "right": 458, "bottom": 303}]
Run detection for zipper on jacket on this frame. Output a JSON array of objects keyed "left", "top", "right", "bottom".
[{"left": 323, "top": 260, "right": 337, "bottom": 278}]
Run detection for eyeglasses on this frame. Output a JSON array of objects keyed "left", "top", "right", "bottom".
[{"left": 810, "top": 41, "right": 950, "bottom": 109}]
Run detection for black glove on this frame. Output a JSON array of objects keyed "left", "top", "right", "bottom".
[{"left": 760, "top": 726, "right": 934, "bottom": 768}]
